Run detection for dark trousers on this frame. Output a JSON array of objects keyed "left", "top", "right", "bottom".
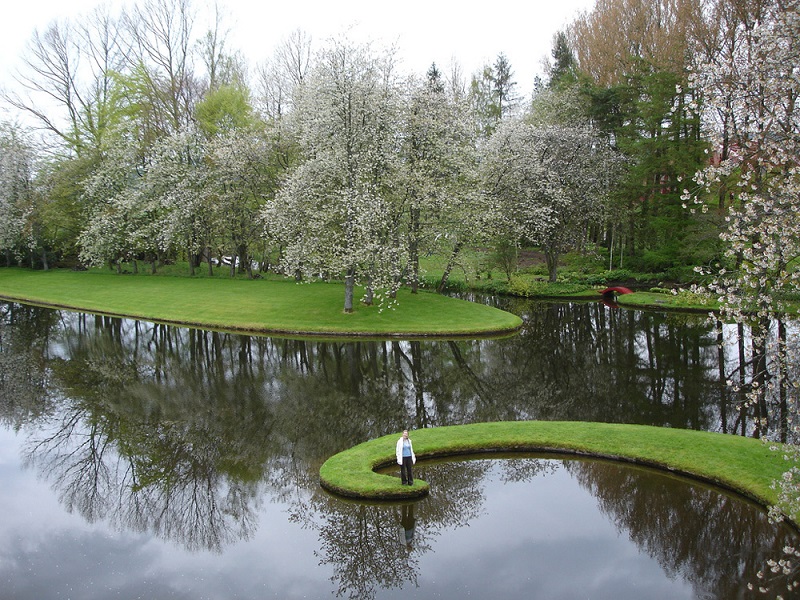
[{"left": 401, "top": 456, "right": 414, "bottom": 484}]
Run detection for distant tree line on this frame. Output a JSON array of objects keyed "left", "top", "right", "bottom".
[{"left": 0, "top": 0, "right": 796, "bottom": 313}]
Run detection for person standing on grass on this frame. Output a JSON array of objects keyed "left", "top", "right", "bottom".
[{"left": 396, "top": 429, "right": 416, "bottom": 485}]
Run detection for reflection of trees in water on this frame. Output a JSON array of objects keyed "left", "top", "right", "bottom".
[
  {"left": 23, "top": 411, "right": 262, "bottom": 551},
  {"left": 304, "top": 454, "right": 800, "bottom": 599},
  {"left": 496, "top": 455, "right": 559, "bottom": 483},
  {"left": 20, "top": 327, "right": 274, "bottom": 551},
  {"left": 1, "top": 307, "right": 284, "bottom": 551},
  {"left": 565, "top": 459, "right": 800, "bottom": 598},
  {"left": 0, "top": 304, "right": 60, "bottom": 427},
  {"left": 298, "top": 460, "right": 488, "bottom": 600},
  {"left": 489, "top": 301, "right": 722, "bottom": 429},
  {"left": 4, "top": 299, "right": 787, "bottom": 445},
  {"left": 1, "top": 298, "right": 798, "bottom": 559},
  {"left": 307, "top": 498, "right": 426, "bottom": 600}
]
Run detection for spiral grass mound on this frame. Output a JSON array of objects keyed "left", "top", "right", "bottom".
[{"left": 319, "top": 421, "right": 791, "bottom": 506}]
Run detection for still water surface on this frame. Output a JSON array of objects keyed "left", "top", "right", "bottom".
[{"left": 0, "top": 299, "right": 797, "bottom": 598}]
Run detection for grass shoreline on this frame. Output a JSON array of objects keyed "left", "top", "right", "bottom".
[
  {"left": 3, "top": 267, "right": 793, "bottom": 523},
  {"left": 0, "top": 268, "right": 522, "bottom": 338},
  {"left": 319, "top": 421, "right": 794, "bottom": 522}
]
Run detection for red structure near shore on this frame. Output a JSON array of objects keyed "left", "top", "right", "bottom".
[{"left": 599, "top": 286, "right": 634, "bottom": 296}]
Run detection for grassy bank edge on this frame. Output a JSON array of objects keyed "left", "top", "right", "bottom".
[
  {"left": 319, "top": 421, "right": 793, "bottom": 515},
  {"left": 0, "top": 268, "right": 522, "bottom": 338}
]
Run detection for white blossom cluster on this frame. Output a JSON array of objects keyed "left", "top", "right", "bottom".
[
  {"left": 263, "top": 38, "right": 479, "bottom": 311},
  {"left": 683, "top": 0, "right": 800, "bottom": 549},
  {"left": 0, "top": 124, "right": 36, "bottom": 262},
  {"left": 481, "top": 111, "right": 623, "bottom": 282},
  {"left": 79, "top": 122, "right": 278, "bottom": 275}
]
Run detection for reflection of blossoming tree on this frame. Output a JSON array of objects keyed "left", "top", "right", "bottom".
[
  {"left": 22, "top": 380, "right": 266, "bottom": 552},
  {"left": 16, "top": 317, "right": 280, "bottom": 552},
  {"left": 297, "top": 461, "right": 487, "bottom": 600}
]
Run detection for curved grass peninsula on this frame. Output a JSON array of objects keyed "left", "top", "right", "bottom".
[
  {"left": 319, "top": 421, "right": 793, "bottom": 513},
  {"left": 0, "top": 268, "right": 522, "bottom": 338}
]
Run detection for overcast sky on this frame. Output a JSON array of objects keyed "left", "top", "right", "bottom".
[{"left": 1, "top": 0, "right": 596, "bottom": 104}]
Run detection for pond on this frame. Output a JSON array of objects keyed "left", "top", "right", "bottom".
[{"left": 0, "top": 299, "right": 797, "bottom": 599}]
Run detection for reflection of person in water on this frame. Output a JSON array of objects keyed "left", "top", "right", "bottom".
[
  {"left": 400, "top": 503, "right": 416, "bottom": 549},
  {"left": 395, "top": 429, "right": 416, "bottom": 485}
]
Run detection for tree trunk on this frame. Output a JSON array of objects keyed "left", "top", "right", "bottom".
[
  {"left": 41, "top": 247, "right": 49, "bottom": 271},
  {"left": 437, "top": 241, "right": 463, "bottom": 293},
  {"left": 778, "top": 317, "right": 788, "bottom": 443},
  {"left": 737, "top": 322, "right": 747, "bottom": 436},
  {"left": 409, "top": 206, "right": 420, "bottom": 293},
  {"left": 750, "top": 317, "right": 770, "bottom": 439},
  {"left": 361, "top": 273, "right": 374, "bottom": 306},
  {"left": 344, "top": 266, "right": 355, "bottom": 313},
  {"left": 207, "top": 246, "right": 214, "bottom": 276},
  {"left": 715, "top": 319, "right": 728, "bottom": 434},
  {"left": 545, "top": 249, "right": 559, "bottom": 283}
]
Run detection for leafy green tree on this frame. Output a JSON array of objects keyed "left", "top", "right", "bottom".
[
  {"left": 195, "top": 84, "right": 254, "bottom": 139},
  {"left": 547, "top": 31, "right": 578, "bottom": 89},
  {"left": 469, "top": 53, "right": 519, "bottom": 137},
  {"left": 606, "top": 63, "right": 708, "bottom": 270},
  {"left": 34, "top": 156, "right": 93, "bottom": 265},
  {"left": 3, "top": 8, "right": 127, "bottom": 156},
  {"left": 565, "top": 0, "right": 714, "bottom": 272}
]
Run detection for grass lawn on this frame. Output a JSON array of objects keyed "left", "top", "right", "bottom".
[
  {"left": 319, "top": 421, "right": 793, "bottom": 518},
  {"left": 0, "top": 268, "right": 522, "bottom": 337},
  {"left": 419, "top": 251, "right": 718, "bottom": 309},
  {"left": 616, "top": 290, "right": 718, "bottom": 312}
]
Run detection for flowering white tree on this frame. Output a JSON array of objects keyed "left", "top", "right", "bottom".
[
  {"left": 684, "top": 0, "right": 800, "bottom": 548},
  {"left": 206, "top": 126, "right": 281, "bottom": 277},
  {"left": 79, "top": 124, "right": 207, "bottom": 273},
  {"left": 688, "top": 0, "right": 800, "bottom": 319},
  {"left": 0, "top": 123, "right": 35, "bottom": 265},
  {"left": 141, "top": 128, "right": 209, "bottom": 274},
  {"left": 78, "top": 130, "right": 157, "bottom": 272},
  {"left": 482, "top": 114, "right": 621, "bottom": 282},
  {"left": 78, "top": 188, "right": 147, "bottom": 271},
  {"left": 264, "top": 38, "right": 404, "bottom": 312},
  {"left": 399, "top": 65, "right": 479, "bottom": 293}
]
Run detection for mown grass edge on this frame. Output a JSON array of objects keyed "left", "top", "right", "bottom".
[
  {"left": 0, "top": 268, "right": 522, "bottom": 339},
  {"left": 319, "top": 421, "right": 793, "bottom": 514}
]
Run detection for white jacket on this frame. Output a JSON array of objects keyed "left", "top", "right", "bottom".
[{"left": 396, "top": 436, "right": 416, "bottom": 465}]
